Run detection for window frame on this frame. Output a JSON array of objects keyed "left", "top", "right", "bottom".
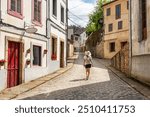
[
  {"left": 106, "top": 8, "right": 111, "bottom": 16},
  {"left": 32, "top": 0, "right": 42, "bottom": 27},
  {"left": 115, "top": 4, "right": 121, "bottom": 19},
  {"left": 127, "top": 1, "right": 129, "bottom": 10},
  {"left": 141, "top": 0, "right": 147, "bottom": 40},
  {"left": 60, "top": 5, "right": 65, "bottom": 24},
  {"left": 118, "top": 21, "right": 123, "bottom": 30},
  {"left": 108, "top": 23, "right": 113, "bottom": 32},
  {"left": 33, "top": 45, "right": 42, "bottom": 66},
  {"left": 7, "top": 0, "right": 23, "bottom": 19},
  {"left": 109, "top": 42, "right": 115, "bottom": 52},
  {"left": 52, "top": 0, "right": 57, "bottom": 18}
]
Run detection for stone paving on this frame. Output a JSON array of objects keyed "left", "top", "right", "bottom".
[{"left": 14, "top": 53, "right": 148, "bottom": 100}]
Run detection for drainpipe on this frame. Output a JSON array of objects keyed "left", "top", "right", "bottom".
[
  {"left": 129, "top": 0, "right": 132, "bottom": 77},
  {"left": 66, "top": 0, "right": 68, "bottom": 66}
]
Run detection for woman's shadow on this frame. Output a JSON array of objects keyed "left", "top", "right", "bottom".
[{"left": 70, "top": 78, "right": 86, "bottom": 82}]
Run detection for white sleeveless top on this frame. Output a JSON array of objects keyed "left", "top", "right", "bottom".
[{"left": 84, "top": 55, "right": 92, "bottom": 65}]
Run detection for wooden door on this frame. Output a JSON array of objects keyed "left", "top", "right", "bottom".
[
  {"left": 7, "top": 41, "right": 20, "bottom": 88},
  {"left": 60, "top": 42, "right": 64, "bottom": 68}
]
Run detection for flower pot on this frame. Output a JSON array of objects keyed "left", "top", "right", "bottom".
[
  {"left": 27, "top": 49, "right": 31, "bottom": 53},
  {"left": 0, "top": 60, "right": 6, "bottom": 66},
  {"left": 51, "top": 54, "right": 57, "bottom": 60},
  {"left": 0, "top": 62, "right": 5, "bottom": 66},
  {"left": 26, "top": 60, "right": 31, "bottom": 65},
  {"left": 44, "top": 49, "right": 48, "bottom": 54}
]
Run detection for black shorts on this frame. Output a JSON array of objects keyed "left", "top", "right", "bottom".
[{"left": 85, "top": 64, "right": 92, "bottom": 68}]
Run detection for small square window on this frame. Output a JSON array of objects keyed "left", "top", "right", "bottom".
[
  {"left": 107, "top": 8, "right": 111, "bottom": 16},
  {"left": 110, "top": 42, "right": 115, "bottom": 52},
  {"left": 108, "top": 24, "right": 113, "bottom": 32},
  {"left": 118, "top": 21, "right": 123, "bottom": 30}
]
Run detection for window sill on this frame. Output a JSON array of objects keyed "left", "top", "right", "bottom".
[
  {"left": 32, "top": 20, "right": 43, "bottom": 27},
  {"left": 52, "top": 15, "right": 57, "bottom": 20},
  {"left": 61, "top": 21, "right": 65, "bottom": 26},
  {"left": 51, "top": 59, "right": 57, "bottom": 61},
  {"left": 8, "top": 10, "right": 24, "bottom": 20},
  {"left": 32, "top": 65, "right": 42, "bottom": 67},
  {"left": 110, "top": 51, "right": 115, "bottom": 53}
]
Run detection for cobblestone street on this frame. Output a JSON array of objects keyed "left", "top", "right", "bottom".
[{"left": 15, "top": 53, "right": 147, "bottom": 100}]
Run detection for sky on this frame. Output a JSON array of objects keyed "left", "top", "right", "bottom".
[{"left": 68, "top": 0, "right": 97, "bottom": 27}]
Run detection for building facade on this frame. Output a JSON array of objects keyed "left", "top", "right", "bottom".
[
  {"left": 47, "top": 0, "right": 67, "bottom": 69},
  {"left": 80, "top": 31, "right": 87, "bottom": 52},
  {"left": 103, "top": 0, "right": 129, "bottom": 59},
  {"left": 130, "top": 0, "right": 150, "bottom": 85},
  {"left": 67, "top": 28, "right": 74, "bottom": 57},
  {"left": 0, "top": 0, "right": 67, "bottom": 91}
]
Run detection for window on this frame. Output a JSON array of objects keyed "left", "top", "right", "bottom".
[
  {"left": 121, "top": 42, "right": 127, "bottom": 49},
  {"left": 8, "top": 0, "right": 23, "bottom": 19},
  {"left": 107, "top": 8, "right": 111, "bottom": 16},
  {"left": 109, "top": 42, "right": 115, "bottom": 52},
  {"left": 141, "top": 0, "right": 147, "bottom": 40},
  {"left": 75, "top": 37, "right": 78, "bottom": 41},
  {"left": 61, "top": 5, "right": 65, "bottom": 23},
  {"left": 71, "top": 35, "right": 73, "bottom": 40},
  {"left": 51, "top": 38, "right": 57, "bottom": 60},
  {"left": 33, "top": 0, "right": 42, "bottom": 25},
  {"left": 116, "top": 4, "right": 121, "bottom": 19},
  {"left": 118, "top": 21, "right": 123, "bottom": 30},
  {"left": 108, "top": 24, "right": 113, "bottom": 32},
  {"left": 127, "top": 1, "right": 129, "bottom": 10},
  {"left": 53, "top": 0, "right": 57, "bottom": 17},
  {"left": 33, "top": 45, "right": 41, "bottom": 66}
]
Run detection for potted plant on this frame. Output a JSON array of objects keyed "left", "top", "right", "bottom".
[
  {"left": 27, "top": 49, "right": 31, "bottom": 53},
  {"left": 51, "top": 54, "right": 57, "bottom": 60},
  {"left": 0, "top": 59, "right": 6, "bottom": 66},
  {"left": 44, "top": 49, "right": 48, "bottom": 54},
  {"left": 26, "top": 59, "right": 31, "bottom": 65}
]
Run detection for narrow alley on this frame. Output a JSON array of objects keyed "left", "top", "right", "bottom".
[{"left": 13, "top": 53, "right": 148, "bottom": 100}]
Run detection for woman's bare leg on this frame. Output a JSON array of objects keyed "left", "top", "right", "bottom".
[{"left": 87, "top": 68, "right": 90, "bottom": 79}]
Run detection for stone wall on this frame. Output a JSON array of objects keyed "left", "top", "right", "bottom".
[
  {"left": 111, "top": 43, "right": 129, "bottom": 76},
  {"left": 95, "top": 41, "right": 104, "bottom": 58}
]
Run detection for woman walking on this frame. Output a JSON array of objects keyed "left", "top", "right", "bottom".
[{"left": 83, "top": 51, "right": 93, "bottom": 80}]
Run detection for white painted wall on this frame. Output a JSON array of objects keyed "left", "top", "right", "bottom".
[
  {"left": 0, "top": 70, "right": 7, "bottom": 91},
  {"left": 80, "top": 31, "right": 87, "bottom": 46},
  {"left": 50, "top": 0, "right": 66, "bottom": 30},
  {"left": 68, "top": 29, "right": 73, "bottom": 39}
]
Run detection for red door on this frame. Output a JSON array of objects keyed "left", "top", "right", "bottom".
[{"left": 7, "top": 41, "right": 20, "bottom": 88}]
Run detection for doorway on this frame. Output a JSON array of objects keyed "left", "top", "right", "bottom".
[
  {"left": 7, "top": 41, "right": 21, "bottom": 88},
  {"left": 60, "top": 41, "right": 64, "bottom": 68}
]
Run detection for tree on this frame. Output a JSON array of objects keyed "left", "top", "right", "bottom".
[{"left": 86, "top": 0, "right": 110, "bottom": 35}]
